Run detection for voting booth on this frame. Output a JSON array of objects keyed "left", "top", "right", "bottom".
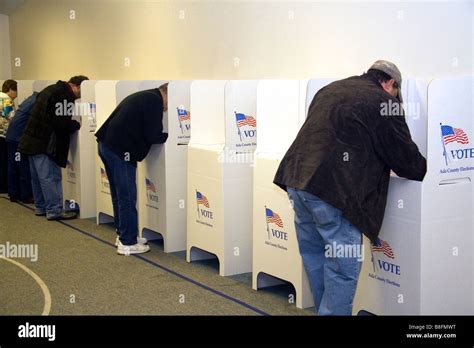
[
  {"left": 61, "top": 80, "right": 98, "bottom": 218},
  {"left": 187, "top": 80, "right": 258, "bottom": 276},
  {"left": 252, "top": 79, "right": 335, "bottom": 309},
  {"left": 137, "top": 81, "right": 191, "bottom": 252},
  {"left": 354, "top": 76, "right": 473, "bottom": 315},
  {"left": 95, "top": 80, "right": 119, "bottom": 224}
]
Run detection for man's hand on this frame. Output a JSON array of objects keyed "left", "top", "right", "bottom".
[{"left": 70, "top": 120, "right": 81, "bottom": 133}]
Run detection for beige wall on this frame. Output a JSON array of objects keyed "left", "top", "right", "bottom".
[
  {"left": 8, "top": 0, "right": 474, "bottom": 81},
  {"left": 0, "top": 13, "right": 12, "bottom": 79}
]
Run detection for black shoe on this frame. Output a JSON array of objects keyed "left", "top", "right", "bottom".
[
  {"left": 20, "top": 198, "right": 35, "bottom": 204},
  {"left": 35, "top": 212, "right": 46, "bottom": 216},
  {"left": 9, "top": 197, "right": 18, "bottom": 202},
  {"left": 47, "top": 212, "right": 78, "bottom": 221}
]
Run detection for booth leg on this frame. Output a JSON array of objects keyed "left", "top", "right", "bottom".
[
  {"left": 141, "top": 228, "right": 163, "bottom": 242},
  {"left": 253, "top": 272, "right": 286, "bottom": 290},
  {"left": 97, "top": 212, "right": 114, "bottom": 225},
  {"left": 187, "top": 246, "right": 217, "bottom": 263}
]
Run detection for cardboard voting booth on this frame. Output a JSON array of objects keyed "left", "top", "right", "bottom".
[
  {"left": 252, "top": 79, "right": 335, "bottom": 309},
  {"left": 354, "top": 76, "right": 473, "bottom": 315},
  {"left": 137, "top": 81, "right": 191, "bottom": 252},
  {"left": 95, "top": 80, "right": 119, "bottom": 224},
  {"left": 187, "top": 80, "right": 258, "bottom": 276},
  {"left": 61, "top": 80, "right": 98, "bottom": 218}
]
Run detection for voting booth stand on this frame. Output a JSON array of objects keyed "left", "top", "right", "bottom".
[
  {"left": 354, "top": 77, "right": 473, "bottom": 315},
  {"left": 60, "top": 80, "right": 98, "bottom": 218},
  {"left": 137, "top": 81, "right": 190, "bottom": 253},
  {"left": 186, "top": 80, "right": 258, "bottom": 276},
  {"left": 252, "top": 79, "right": 334, "bottom": 309},
  {"left": 95, "top": 80, "right": 119, "bottom": 225}
]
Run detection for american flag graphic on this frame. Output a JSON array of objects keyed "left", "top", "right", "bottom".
[
  {"left": 441, "top": 125, "right": 469, "bottom": 145},
  {"left": 235, "top": 113, "right": 256, "bottom": 128},
  {"left": 265, "top": 208, "right": 283, "bottom": 228},
  {"left": 100, "top": 167, "right": 108, "bottom": 180},
  {"left": 178, "top": 108, "right": 190, "bottom": 121},
  {"left": 145, "top": 178, "right": 156, "bottom": 193},
  {"left": 196, "top": 191, "right": 209, "bottom": 208},
  {"left": 371, "top": 239, "right": 394, "bottom": 259}
]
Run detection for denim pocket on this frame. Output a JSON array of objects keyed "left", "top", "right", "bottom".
[{"left": 305, "top": 198, "right": 341, "bottom": 227}]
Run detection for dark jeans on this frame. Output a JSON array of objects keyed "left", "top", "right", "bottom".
[
  {"left": 7, "top": 141, "right": 33, "bottom": 201},
  {"left": 0, "top": 137, "right": 7, "bottom": 193},
  {"left": 98, "top": 142, "right": 138, "bottom": 246},
  {"left": 29, "top": 154, "right": 63, "bottom": 218}
]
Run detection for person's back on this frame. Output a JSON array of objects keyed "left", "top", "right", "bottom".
[
  {"left": 274, "top": 72, "right": 426, "bottom": 243},
  {"left": 95, "top": 88, "right": 168, "bottom": 164},
  {"left": 6, "top": 92, "right": 39, "bottom": 144}
]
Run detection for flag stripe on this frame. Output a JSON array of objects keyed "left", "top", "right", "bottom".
[
  {"left": 443, "top": 127, "right": 469, "bottom": 145},
  {"left": 265, "top": 209, "right": 284, "bottom": 228},
  {"left": 371, "top": 240, "right": 395, "bottom": 259}
]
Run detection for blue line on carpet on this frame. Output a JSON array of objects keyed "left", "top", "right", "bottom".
[{"left": 6, "top": 198, "right": 270, "bottom": 316}]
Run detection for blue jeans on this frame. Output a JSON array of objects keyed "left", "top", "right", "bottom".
[
  {"left": 7, "top": 141, "right": 32, "bottom": 201},
  {"left": 29, "top": 154, "right": 63, "bottom": 218},
  {"left": 98, "top": 142, "right": 138, "bottom": 246},
  {"left": 287, "top": 187, "right": 363, "bottom": 316}
]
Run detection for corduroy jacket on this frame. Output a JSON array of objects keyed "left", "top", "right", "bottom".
[{"left": 274, "top": 74, "right": 427, "bottom": 243}]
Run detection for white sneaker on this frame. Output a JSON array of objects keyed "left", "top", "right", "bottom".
[
  {"left": 117, "top": 241, "right": 150, "bottom": 255},
  {"left": 115, "top": 236, "right": 148, "bottom": 247}
]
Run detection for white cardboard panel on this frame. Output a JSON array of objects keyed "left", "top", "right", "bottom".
[
  {"left": 256, "top": 80, "right": 308, "bottom": 156},
  {"left": 62, "top": 80, "right": 97, "bottom": 218},
  {"left": 224, "top": 80, "right": 258, "bottom": 152},
  {"left": 16, "top": 80, "right": 35, "bottom": 105},
  {"left": 189, "top": 80, "right": 227, "bottom": 146},
  {"left": 95, "top": 81, "right": 118, "bottom": 222}
]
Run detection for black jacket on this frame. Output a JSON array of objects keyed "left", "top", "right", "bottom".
[
  {"left": 18, "top": 81, "right": 79, "bottom": 168},
  {"left": 95, "top": 88, "right": 168, "bottom": 165},
  {"left": 274, "top": 74, "right": 427, "bottom": 243}
]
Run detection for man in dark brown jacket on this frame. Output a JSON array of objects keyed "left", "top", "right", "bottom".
[{"left": 274, "top": 60, "right": 426, "bottom": 315}]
